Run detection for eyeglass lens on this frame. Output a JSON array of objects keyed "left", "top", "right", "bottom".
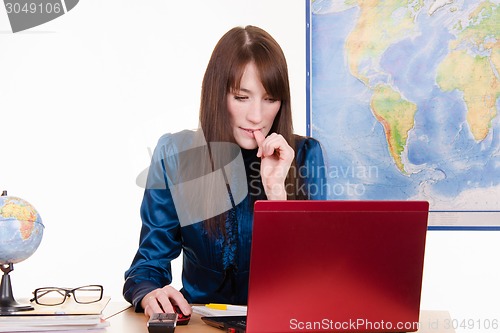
[
  {"left": 33, "top": 288, "right": 67, "bottom": 305},
  {"left": 73, "top": 285, "right": 103, "bottom": 304}
]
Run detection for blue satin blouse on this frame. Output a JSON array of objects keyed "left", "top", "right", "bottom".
[{"left": 123, "top": 131, "right": 327, "bottom": 311}]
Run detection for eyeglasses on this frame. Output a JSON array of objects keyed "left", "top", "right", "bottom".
[{"left": 30, "top": 285, "right": 103, "bottom": 306}]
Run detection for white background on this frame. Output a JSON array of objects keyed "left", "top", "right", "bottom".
[{"left": 0, "top": 1, "right": 499, "bottom": 332}]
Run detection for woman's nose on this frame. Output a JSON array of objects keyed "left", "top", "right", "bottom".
[{"left": 246, "top": 101, "right": 263, "bottom": 123}]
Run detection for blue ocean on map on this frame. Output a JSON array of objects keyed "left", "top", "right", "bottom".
[{"left": 310, "top": 1, "right": 500, "bottom": 211}]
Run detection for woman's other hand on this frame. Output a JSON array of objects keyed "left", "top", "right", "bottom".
[{"left": 140, "top": 285, "right": 192, "bottom": 318}]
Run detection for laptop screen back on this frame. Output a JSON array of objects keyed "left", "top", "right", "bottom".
[{"left": 247, "top": 200, "right": 429, "bottom": 333}]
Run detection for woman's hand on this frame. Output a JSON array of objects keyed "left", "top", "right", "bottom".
[
  {"left": 140, "top": 285, "right": 192, "bottom": 318},
  {"left": 254, "top": 131, "right": 294, "bottom": 200}
]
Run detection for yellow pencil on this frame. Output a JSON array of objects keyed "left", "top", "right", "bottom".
[{"left": 205, "top": 303, "right": 247, "bottom": 311}]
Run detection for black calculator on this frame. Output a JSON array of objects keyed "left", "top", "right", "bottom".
[{"left": 147, "top": 312, "right": 177, "bottom": 333}]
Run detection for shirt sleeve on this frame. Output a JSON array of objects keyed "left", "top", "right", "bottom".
[
  {"left": 123, "top": 136, "right": 183, "bottom": 312},
  {"left": 295, "top": 136, "right": 328, "bottom": 200}
]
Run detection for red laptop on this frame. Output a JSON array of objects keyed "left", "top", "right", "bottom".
[{"left": 203, "top": 200, "right": 429, "bottom": 333}]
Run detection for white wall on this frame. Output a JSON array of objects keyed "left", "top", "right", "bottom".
[
  {"left": 0, "top": 1, "right": 499, "bottom": 332},
  {"left": 0, "top": 0, "right": 307, "bottom": 301}
]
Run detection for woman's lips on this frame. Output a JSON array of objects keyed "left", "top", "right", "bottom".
[{"left": 241, "top": 128, "right": 260, "bottom": 138}]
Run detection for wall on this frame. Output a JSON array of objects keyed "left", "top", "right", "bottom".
[{"left": 0, "top": 1, "right": 498, "bottom": 331}]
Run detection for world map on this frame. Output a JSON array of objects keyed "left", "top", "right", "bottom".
[{"left": 309, "top": 0, "right": 499, "bottom": 222}]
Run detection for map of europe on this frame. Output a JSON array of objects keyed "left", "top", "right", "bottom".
[{"left": 309, "top": 0, "right": 499, "bottom": 219}]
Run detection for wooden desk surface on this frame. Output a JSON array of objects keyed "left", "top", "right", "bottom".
[
  {"left": 104, "top": 305, "right": 220, "bottom": 333},
  {"left": 103, "top": 305, "right": 455, "bottom": 333}
]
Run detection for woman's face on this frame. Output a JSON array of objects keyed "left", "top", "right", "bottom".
[{"left": 227, "top": 62, "right": 281, "bottom": 149}]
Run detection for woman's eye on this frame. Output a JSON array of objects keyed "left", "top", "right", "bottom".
[{"left": 234, "top": 95, "right": 248, "bottom": 101}]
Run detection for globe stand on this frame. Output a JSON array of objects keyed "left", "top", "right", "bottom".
[{"left": 0, "top": 263, "right": 33, "bottom": 313}]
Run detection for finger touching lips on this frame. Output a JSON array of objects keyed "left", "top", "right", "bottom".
[
  {"left": 253, "top": 130, "right": 265, "bottom": 146},
  {"left": 253, "top": 130, "right": 265, "bottom": 157}
]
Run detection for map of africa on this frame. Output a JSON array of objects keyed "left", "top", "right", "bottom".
[
  {"left": 309, "top": 0, "right": 499, "bottom": 223},
  {"left": 1, "top": 199, "right": 38, "bottom": 239},
  {"left": 0, "top": 196, "right": 44, "bottom": 264}
]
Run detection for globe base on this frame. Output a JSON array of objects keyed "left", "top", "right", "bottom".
[
  {"left": 0, "top": 263, "right": 34, "bottom": 313},
  {"left": 0, "top": 301, "right": 34, "bottom": 313}
]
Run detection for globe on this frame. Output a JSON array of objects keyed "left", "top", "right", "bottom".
[
  {"left": 0, "top": 191, "right": 44, "bottom": 313},
  {"left": 0, "top": 193, "right": 44, "bottom": 264}
]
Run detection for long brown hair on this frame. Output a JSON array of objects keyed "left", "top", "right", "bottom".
[{"left": 199, "top": 26, "right": 303, "bottom": 235}]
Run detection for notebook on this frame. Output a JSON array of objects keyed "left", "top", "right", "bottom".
[{"left": 202, "top": 200, "right": 429, "bottom": 333}]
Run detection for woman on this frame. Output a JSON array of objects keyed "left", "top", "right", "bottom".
[{"left": 123, "top": 25, "right": 327, "bottom": 318}]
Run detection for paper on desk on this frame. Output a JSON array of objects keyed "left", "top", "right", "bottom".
[
  {"left": 0, "top": 315, "right": 109, "bottom": 332},
  {"left": 8, "top": 296, "right": 111, "bottom": 315},
  {"left": 192, "top": 305, "right": 247, "bottom": 317},
  {"left": 0, "top": 297, "right": 111, "bottom": 332}
]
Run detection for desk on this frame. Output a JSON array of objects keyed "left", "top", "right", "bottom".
[
  {"left": 103, "top": 304, "right": 220, "bottom": 333},
  {"left": 103, "top": 304, "right": 455, "bottom": 333}
]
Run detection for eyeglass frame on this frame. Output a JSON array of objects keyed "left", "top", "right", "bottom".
[{"left": 30, "top": 285, "right": 104, "bottom": 306}]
